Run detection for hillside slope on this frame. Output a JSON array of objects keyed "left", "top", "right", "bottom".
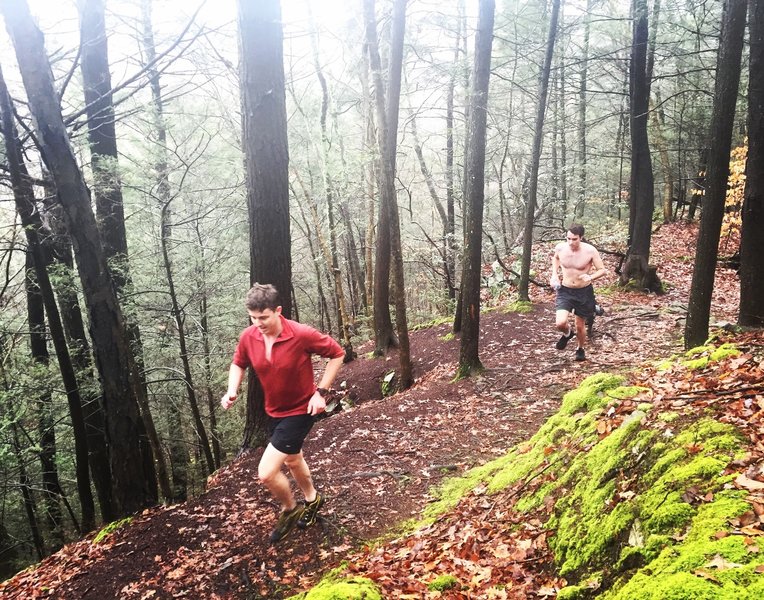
[{"left": 0, "top": 222, "right": 755, "bottom": 599}]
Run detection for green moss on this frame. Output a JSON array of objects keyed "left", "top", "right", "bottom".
[
  {"left": 655, "top": 359, "right": 675, "bottom": 371},
  {"left": 557, "top": 585, "right": 586, "bottom": 599},
  {"left": 503, "top": 300, "right": 533, "bottom": 314},
  {"left": 658, "top": 412, "right": 679, "bottom": 422},
  {"left": 439, "top": 332, "right": 455, "bottom": 342},
  {"left": 411, "top": 316, "right": 452, "bottom": 331},
  {"left": 287, "top": 568, "right": 382, "bottom": 600},
  {"left": 427, "top": 574, "right": 460, "bottom": 591},
  {"left": 645, "top": 501, "right": 695, "bottom": 533},
  {"left": 423, "top": 455, "right": 511, "bottom": 519},
  {"left": 92, "top": 517, "right": 133, "bottom": 544},
  {"left": 560, "top": 373, "right": 626, "bottom": 414},
  {"left": 684, "top": 356, "right": 709, "bottom": 370},
  {"left": 607, "top": 386, "right": 649, "bottom": 400},
  {"left": 709, "top": 343, "right": 740, "bottom": 361},
  {"left": 684, "top": 345, "right": 710, "bottom": 357}
]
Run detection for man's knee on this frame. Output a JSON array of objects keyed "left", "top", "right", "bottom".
[
  {"left": 283, "top": 453, "right": 306, "bottom": 471},
  {"left": 258, "top": 465, "right": 278, "bottom": 485}
]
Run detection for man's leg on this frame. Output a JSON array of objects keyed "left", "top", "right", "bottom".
[
  {"left": 555, "top": 308, "right": 571, "bottom": 333},
  {"left": 574, "top": 313, "right": 587, "bottom": 348},
  {"left": 284, "top": 451, "right": 317, "bottom": 503},
  {"left": 555, "top": 308, "right": 576, "bottom": 350},
  {"left": 258, "top": 444, "right": 296, "bottom": 511}
]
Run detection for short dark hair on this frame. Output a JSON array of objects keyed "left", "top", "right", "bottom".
[
  {"left": 245, "top": 283, "right": 280, "bottom": 311},
  {"left": 567, "top": 223, "right": 585, "bottom": 238}
]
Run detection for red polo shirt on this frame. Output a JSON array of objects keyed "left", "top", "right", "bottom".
[{"left": 232, "top": 315, "right": 344, "bottom": 418}]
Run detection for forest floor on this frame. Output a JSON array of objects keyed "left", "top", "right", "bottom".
[{"left": 0, "top": 221, "right": 746, "bottom": 599}]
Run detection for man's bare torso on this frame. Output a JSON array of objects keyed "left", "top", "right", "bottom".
[{"left": 556, "top": 242, "right": 597, "bottom": 288}]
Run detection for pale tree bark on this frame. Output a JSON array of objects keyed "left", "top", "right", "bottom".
[
  {"left": 308, "top": 11, "right": 355, "bottom": 360},
  {"left": 457, "top": 0, "right": 495, "bottom": 378},
  {"left": 364, "top": 0, "right": 413, "bottom": 390},
  {"left": 141, "top": 0, "right": 214, "bottom": 496},
  {"left": 238, "top": 0, "right": 292, "bottom": 447},
  {"left": 518, "top": 0, "right": 561, "bottom": 302},
  {"left": 685, "top": 0, "right": 747, "bottom": 348},
  {"left": 409, "top": 111, "right": 454, "bottom": 298},
  {"left": 575, "top": 0, "right": 592, "bottom": 219},
  {"left": 2, "top": 0, "right": 155, "bottom": 516},
  {"left": 739, "top": 0, "right": 764, "bottom": 326},
  {"left": 360, "top": 49, "right": 376, "bottom": 314}
]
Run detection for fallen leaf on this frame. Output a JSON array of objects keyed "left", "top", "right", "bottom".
[{"left": 735, "top": 474, "right": 764, "bottom": 491}]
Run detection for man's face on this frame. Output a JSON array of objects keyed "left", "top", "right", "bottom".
[
  {"left": 248, "top": 307, "right": 282, "bottom": 336},
  {"left": 566, "top": 232, "right": 581, "bottom": 249}
]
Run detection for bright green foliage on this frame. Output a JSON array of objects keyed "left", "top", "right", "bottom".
[
  {"left": 681, "top": 343, "right": 740, "bottom": 370},
  {"left": 92, "top": 517, "right": 133, "bottom": 544},
  {"left": 286, "top": 568, "right": 382, "bottom": 600},
  {"left": 427, "top": 574, "right": 460, "bottom": 591},
  {"left": 559, "top": 373, "right": 626, "bottom": 414},
  {"left": 603, "top": 496, "right": 763, "bottom": 599},
  {"left": 503, "top": 300, "right": 533, "bottom": 313}
]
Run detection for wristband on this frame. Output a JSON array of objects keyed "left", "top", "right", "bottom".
[{"left": 316, "top": 387, "right": 329, "bottom": 398}]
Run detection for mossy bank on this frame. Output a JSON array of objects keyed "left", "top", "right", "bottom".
[{"left": 293, "top": 342, "right": 763, "bottom": 598}]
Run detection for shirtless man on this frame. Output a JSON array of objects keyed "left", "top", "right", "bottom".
[{"left": 549, "top": 224, "right": 606, "bottom": 361}]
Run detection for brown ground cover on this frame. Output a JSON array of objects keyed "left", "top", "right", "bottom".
[{"left": 0, "top": 222, "right": 743, "bottom": 599}]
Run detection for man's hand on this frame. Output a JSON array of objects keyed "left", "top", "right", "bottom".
[
  {"left": 550, "top": 274, "right": 560, "bottom": 290},
  {"left": 580, "top": 273, "right": 592, "bottom": 283},
  {"left": 307, "top": 391, "right": 326, "bottom": 416},
  {"left": 220, "top": 394, "right": 236, "bottom": 410}
]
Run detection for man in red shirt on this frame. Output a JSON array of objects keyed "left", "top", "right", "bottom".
[{"left": 221, "top": 284, "right": 344, "bottom": 543}]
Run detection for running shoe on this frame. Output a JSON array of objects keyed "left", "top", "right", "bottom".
[
  {"left": 297, "top": 492, "right": 325, "bottom": 528},
  {"left": 555, "top": 329, "right": 575, "bottom": 350},
  {"left": 269, "top": 505, "right": 305, "bottom": 543}
]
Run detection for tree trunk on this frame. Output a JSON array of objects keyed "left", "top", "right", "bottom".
[
  {"left": 160, "top": 201, "right": 215, "bottom": 479},
  {"left": 620, "top": 0, "right": 660, "bottom": 292},
  {"left": 518, "top": 0, "right": 561, "bottom": 302},
  {"left": 0, "top": 65, "right": 95, "bottom": 531},
  {"left": 195, "top": 223, "right": 223, "bottom": 468},
  {"left": 26, "top": 254, "right": 66, "bottom": 549},
  {"left": 364, "top": 0, "right": 397, "bottom": 356},
  {"left": 685, "top": 0, "right": 747, "bottom": 348},
  {"left": 364, "top": 0, "right": 413, "bottom": 389},
  {"left": 739, "top": 0, "right": 764, "bottom": 326},
  {"left": 575, "top": 0, "right": 592, "bottom": 219},
  {"left": 3, "top": 0, "right": 155, "bottom": 516},
  {"left": 82, "top": 0, "right": 163, "bottom": 508},
  {"left": 309, "top": 17, "right": 356, "bottom": 360},
  {"left": 41, "top": 198, "right": 115, "bottom": 522},
  {"left": 457, "top": 0, "right": 495, "bottom": 378},
  {"left": 238, "top": 0, "right": 292, "bottom": 448}
]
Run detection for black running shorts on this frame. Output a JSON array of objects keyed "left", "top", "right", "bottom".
[
  {"left": 555, "top": 284, "right": 596, "bottom": 319},
  {"left": 268, "top": 414, "right": 315, "bottom": 455}
]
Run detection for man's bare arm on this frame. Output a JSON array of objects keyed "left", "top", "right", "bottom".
[
  {"left": 220, "top": 363, "right": 246, "bottom": 409},
  {"left": 550, "top": 245, "right": 562, "bottom": 287}
]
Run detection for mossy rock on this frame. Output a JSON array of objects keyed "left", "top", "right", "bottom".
[{"left": 286, "top": 568, "right": 382, "bottom": 600}]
